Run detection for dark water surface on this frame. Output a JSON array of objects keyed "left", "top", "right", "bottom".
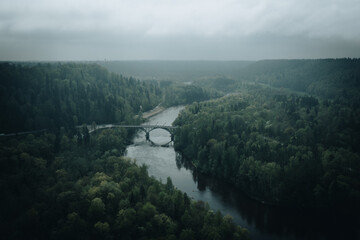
[{"left": 126, "top": 106, "right": 359, "bottom": 240}]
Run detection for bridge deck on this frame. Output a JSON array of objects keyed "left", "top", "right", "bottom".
[
  {"left": 116, "top": 125, "right": 177, "bottom": 129},
  {"left": 1, "top": 124, "right": 177, "bottom": 137},
  {"left": 90, "top": 124, "right": 177, "bottom": 129}
]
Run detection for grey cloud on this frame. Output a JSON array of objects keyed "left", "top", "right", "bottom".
[{"left": 0, "top": 0, "right": 359, "bottom": 60}]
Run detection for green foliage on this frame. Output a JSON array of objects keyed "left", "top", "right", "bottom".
[
  {"left": 99, "top": 60, "right": 252, "bottom": 82},
  {"left": 0, "top": 61, "right": 250, "bottom": 240},
  {"left": 88, "top": 198, "right": 105, "bottom": 219},
  {"left": 0, "top": 124, "right": 248, "bottom": 240},
  {"left": 96, "top": 128, "right": 127, "bottom": 153},
  {"left": 174, "top": 86, "right": 360, "bottom": 211},
  {"left": 193, "top": 76, "right": 239, "bottom": 94},
  {"left": 94, "top": 221, "right": 110, "bottom": 233},
  {"left": 239, "top": 58, "right": 360, "bottom": 99},
  {"left": 163, "top": 84, "right": 213, "bottom": 107},
  {"left": 0, "top": 62, "right": 163, "bottom": 133}
]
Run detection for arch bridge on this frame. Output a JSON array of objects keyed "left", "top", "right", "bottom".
[{"left": 89, "top": 124, "right": 178, "bottom": 144}]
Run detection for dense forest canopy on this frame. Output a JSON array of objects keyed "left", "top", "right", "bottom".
[
  {"left": 1, "top": 59, "right": 360, "bottom": 239},
  {"left": 98, "top": 61, "right": 252, "bottom": 82},
  {"left": 0, "top": 128, "right": 248, "bottom": 239},
  {"left": 0, "top": 62, "right": 162, "bottom": 133},
  {"left": 0, "top": 62, "right": 248, "bottom": 240},
  {"left": 174, "top": 58, "right": 360, "bottom": 213},
  {"left": 191, "top": 58, "right": 360, "bottom": 98},
  {"left": 238, "top": 58, "right": 360, "bottom": 99}
]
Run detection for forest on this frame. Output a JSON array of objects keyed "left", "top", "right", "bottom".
[
  {"left": 0, "top": 62, "right": 212, "bottom": 134},
  {"left": 0, "top": 62, "right": 163, "bottom": 133},
  {"left": 0, "top": 128, "right": 248, "bottom": 239},
  {"left": 173, "top": 58, "right": 360, "bottom": 213},
  {"left": 2, "top": 59, "right": 360, "bottom": 239},
  {"left": 98, "top": 61, "right": 252, "bottom": 82},
  {"left": 0, "top": 62, "right": 248, "bottom": 240},
  {"left": 238, "top": 59, "right": 360, "bottom": 99}
]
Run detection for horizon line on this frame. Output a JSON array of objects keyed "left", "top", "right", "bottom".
[{"left": 1, "top": 57, "right": 359, "bottom": 63}]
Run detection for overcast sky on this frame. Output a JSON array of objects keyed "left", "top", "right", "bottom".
[{"left": 1, "top": 0, "right": 360, "bottom": 61}]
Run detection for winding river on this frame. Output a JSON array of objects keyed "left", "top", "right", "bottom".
[{"left": 126, "top": 106, "right": 359, "bottom": 240}]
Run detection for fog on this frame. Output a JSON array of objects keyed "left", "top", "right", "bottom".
[{"left": 1, "top": 0, "right": 360, "bottom": 60}]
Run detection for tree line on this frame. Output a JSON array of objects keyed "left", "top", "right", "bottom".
[
  {"left": 238, "top": 58, "right": 360, "bottom": 99},
  {"left": 174, "top": 73, "right": 360, "bottom": 213},
  {"left": 0, "top": 62, "right": 163, "bottom": 133},
  {"left": 0, "top": 62, "right": 248, "bottom": 239},
  {"left": 0, "top": 127, "right": 248, "bottom": 239}
]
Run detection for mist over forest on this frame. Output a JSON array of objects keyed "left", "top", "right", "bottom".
[
  {"left": 1, "top": 59, "right": 360, "bottom": 240},
  {"left": 1, "top": 0, "right": 360, "bottom": 239}
]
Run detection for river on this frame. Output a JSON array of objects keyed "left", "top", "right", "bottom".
[{"left": 126, "top": 106, "right": 359, "bottom": 240}]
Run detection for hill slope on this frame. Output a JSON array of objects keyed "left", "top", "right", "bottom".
[{"left": 0, "top": 62, "right": 162, "bottom": 133}]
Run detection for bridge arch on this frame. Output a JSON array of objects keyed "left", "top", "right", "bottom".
[
  {"left": 89, "top": 124, "right": 177, "bottom": 145},
  {"left": 140, "top": 126, "right": 175, "bottom": 143}
]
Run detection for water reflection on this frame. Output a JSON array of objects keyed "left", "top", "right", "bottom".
[
  {"left": 177, "top": 154, "right": 360, "bottom": 240},
  {"left": 127, "top": 106, "right": 360, "bottom": 240}
]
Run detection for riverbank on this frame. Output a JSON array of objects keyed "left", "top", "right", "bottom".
[
  {"left": 178, "top": 151, "right": 278, "bottom": 206},
  {"left": 142, "top": 105, "right": 165, "bottom": 119},
  {"left": 127, "top": 106, "right": 360, "bottom": 240}
]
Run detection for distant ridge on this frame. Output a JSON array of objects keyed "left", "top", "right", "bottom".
[
  {"left": 238, "top": 58, "right": 360, "bottom": 98},
  {"left": 98, "top": 60, "right": 253, "bottom": 81}
]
